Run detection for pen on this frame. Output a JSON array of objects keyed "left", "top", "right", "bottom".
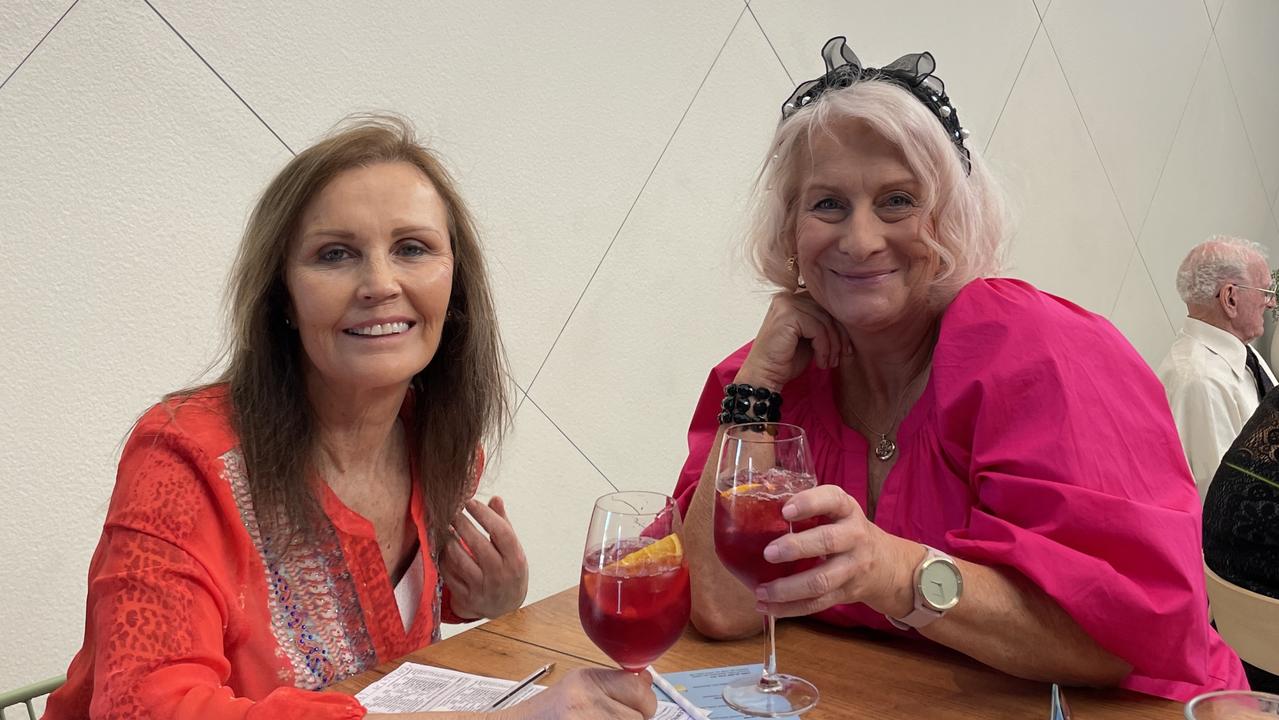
[
  {"left": 487, "top": 662, "right": 555, "bottom": 710},
  {"left": 646, "top": 665, "right": 711, "bottom": 719}
]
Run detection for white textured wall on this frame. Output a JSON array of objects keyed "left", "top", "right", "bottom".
[{"left": 3, "top": 0, "right": 1279, "bottom": 703}]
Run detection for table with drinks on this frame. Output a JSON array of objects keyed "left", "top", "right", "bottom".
[
  {"left": 334, "top": 585, "right": 1188, "bottom": 718},
  {"left": 335, "top": 419, "right": 1255, "bottom": 718}
]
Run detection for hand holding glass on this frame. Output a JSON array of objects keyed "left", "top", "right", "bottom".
[{"left": 714, "top": 422, "right": 820, "bottom": 717}]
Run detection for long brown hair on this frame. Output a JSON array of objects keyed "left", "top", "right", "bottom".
[{"left": 215, "top": 113, "right": 509, "bottom": 552}]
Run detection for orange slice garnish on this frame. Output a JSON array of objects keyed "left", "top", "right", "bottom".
[
  {"left": 719, "top": 483, "right": 763, "bottom": 499},
  {"left": 604, "top": 534, "right": 684, "bottom": 574}
]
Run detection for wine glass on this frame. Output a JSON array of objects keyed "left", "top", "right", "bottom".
[
  {"left": 714, "top": 422, "right": 821, "bottom": 717},
  {"left": 578, "top": 491, "right": 691, "bottom": 673},
  {"left": 1185, "top": 690, "right": 1279, "bottom": 719}
]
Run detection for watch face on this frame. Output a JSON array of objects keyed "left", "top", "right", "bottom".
[{"left": 920, "top": 559, "right": 961, "bottom": 611}]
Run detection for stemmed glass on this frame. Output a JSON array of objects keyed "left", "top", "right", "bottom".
[
  {"left": 714, "top": 423, "right": 821, "bottom": 716},
  {"left": 578, "top": 491, "right": 691, "bottom": 673},
  {"left": 1185, "top": 690, "right": 1279, "bottom": 719}
]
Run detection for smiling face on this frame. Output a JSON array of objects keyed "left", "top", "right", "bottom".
[
  {"left": 792, "top": 118, "right": 937, "bottom": 337},
  {"left": 285, "top": 161, "right": 454, "bottom": 394}
]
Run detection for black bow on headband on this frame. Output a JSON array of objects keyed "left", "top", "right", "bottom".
[{"left": 781, "top": 37, "right": 972, "bottom": 174}]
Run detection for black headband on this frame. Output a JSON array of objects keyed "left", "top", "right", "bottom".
[{"left": 781, "top": 37, "right": 972, "bottom": 174}]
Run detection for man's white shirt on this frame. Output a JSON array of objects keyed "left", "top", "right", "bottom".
[{"left": 1157, "top": 317, "right": 1277, "bottom": 500}]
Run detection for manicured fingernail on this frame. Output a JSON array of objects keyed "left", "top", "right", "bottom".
[
  {"left": 781, "top": 503, "right": 798, "bottom": 520},
  {"left": 755, "top": 587, "right": 769, "bottom": 601},
  {"left": 764, "top": 544, "right": 781, "bottom": 562}
]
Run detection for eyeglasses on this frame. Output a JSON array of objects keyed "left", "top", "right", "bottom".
[{"left": 1232, "top": 283, "right": 1279, "bottom": 308}]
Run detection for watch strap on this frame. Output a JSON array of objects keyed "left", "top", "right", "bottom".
[
  {"left": 887, "top": 546, "right": 955, "bottom": 631},
  {"left": 887, "top": 604, "right": 942, "bottom": 631}
]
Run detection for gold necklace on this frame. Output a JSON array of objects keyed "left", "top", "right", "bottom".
[{"left": 845, "top": 361, "right": 932, "bottom": 462}]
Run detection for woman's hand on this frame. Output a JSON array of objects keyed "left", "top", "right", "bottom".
[
  {"left": 753, "top": 485, "right": 922, "bottom": 619},
  {"left": 495, "top": 669, "right": 657, "bottom": 720},
  {"left": 441, "top": 496, "right": 529, "bottom": 619},
  {"left": 737, "top": 291, "right": 851, "bottom": 390}
]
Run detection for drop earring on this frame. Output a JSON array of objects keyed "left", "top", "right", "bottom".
[{"left": 787, "top": 255, "right": 806, "bottom": 289}]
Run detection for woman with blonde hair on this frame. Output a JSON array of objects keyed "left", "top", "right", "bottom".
[
  {"left": 46, "top": 115, "right": 656, "bottom": 720},
  {"left": 674, "top": 38, "right": 1245, "bottom": 701}
]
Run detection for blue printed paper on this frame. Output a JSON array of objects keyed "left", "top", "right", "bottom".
[{"left": 652, "top": 664, "right": 765, "bottom": 719}]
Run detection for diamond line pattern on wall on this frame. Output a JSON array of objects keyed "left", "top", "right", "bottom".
[
  {"left": 148, "top": 0, "right": 746, "bottom": 387},
  {"left": 1214, "top": 0, "right": 1279, "bottom": 206},
  {"left": 521, "top": 6, "right": 750, "bottom": 399},
  {"left": 0, "top": 0, "right": 78, "bottom": 91},
  {"left": 986, "top": 29, "right": 1135, "bottom": 315},
  {"left": 143, "top": 0, "right": 294, "bottom": 154},
  {"left": 528, "top": 16, "right": 786, "bottom": 494},
  {"left": 981, "top": 23, "right": 1041, "bottom": 158},
  {"left": 1042, "top": 0, "right": 1210, "bottom": 240},
  {"left": 1111, "top": 246, "right": 1179, "bottom": 365},
  {"left": 1205, "top": 0, "right": 1226, "bottom": 28}
]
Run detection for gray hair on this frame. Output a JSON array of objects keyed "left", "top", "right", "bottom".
[{"left": 1175, "top": 235, "right": 1267, "bottom": 306}]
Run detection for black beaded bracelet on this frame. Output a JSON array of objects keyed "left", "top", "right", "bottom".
[{"left": 717, "top": 383, "right": 783, "bottom": 425}]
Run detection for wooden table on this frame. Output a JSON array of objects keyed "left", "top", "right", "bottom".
[{"left": 333, "top": 587, "right": 1184, "bottom": 718}]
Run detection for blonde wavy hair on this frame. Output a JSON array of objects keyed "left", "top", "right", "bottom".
[{"left": 747, "top": 80, "right": 1009, "bottom": 306}]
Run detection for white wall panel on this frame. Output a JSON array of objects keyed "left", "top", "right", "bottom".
[
  {"left": 0, "top": 0, "right": 289, "bottom": 695},
  {"left": 1215, "top": 0, "right": 1279, "bottom": 202},
  {"left": 986, "top": 30, "right": 1133, "bottom": 314},
  {"left": 1205, "top": 0, "right": 1227, "bottom": 27},
  {"left": 1044, "top": 0, "right": 1209, "bottom": 234},
  {"left": 529, "top": 17, "right": 782, "bottom": 494},
  {"left": 0, "top": 0, "right": 68, "bottom": 83},
  {"left": 1110, "top": 249, "right": 1177, "bottom": 367}
]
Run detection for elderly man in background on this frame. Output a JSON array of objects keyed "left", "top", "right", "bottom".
[{"left": 1158, "top": 235, "right": 1277, "bottom": 499}]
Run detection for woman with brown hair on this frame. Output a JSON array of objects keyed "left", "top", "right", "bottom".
[{"left": 44, "top": 115, "right": 656, "bottom": 720}]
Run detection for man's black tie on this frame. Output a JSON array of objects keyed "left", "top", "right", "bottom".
[{"left": 1245, "top": 347, "right": 1273, "bottom": 402}]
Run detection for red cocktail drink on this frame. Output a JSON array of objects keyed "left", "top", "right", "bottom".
[
  {"left": 713, "top": 425, "right": 821, "bottom": 716},
  {"left": 715, "top": 479, "right": 821, "bottom": 588},
  {"left": 579, "top": 537, "right": 690, "bottom": 672}
]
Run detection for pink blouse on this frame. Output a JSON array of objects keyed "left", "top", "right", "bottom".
[{"left": 674, "top": 278, "right": 1246, "bottom": 702}]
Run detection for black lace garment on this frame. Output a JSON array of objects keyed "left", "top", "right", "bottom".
[{"left": 1203, "top": 386, "right": 1279, "bottom": 692}]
